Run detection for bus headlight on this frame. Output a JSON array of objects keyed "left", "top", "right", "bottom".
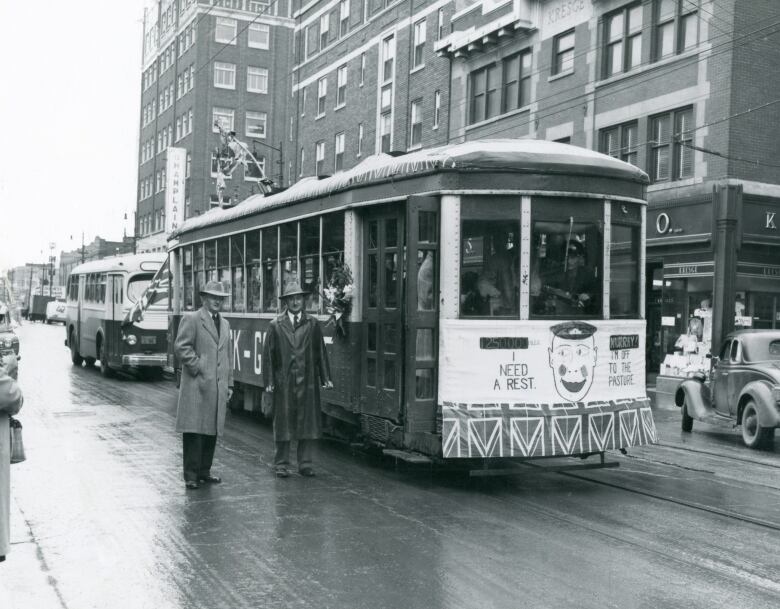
[{"left": 124, "top": 334, "right": 138, "bottom": 346}]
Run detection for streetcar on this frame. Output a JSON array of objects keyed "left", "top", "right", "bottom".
[
  {"left": 167, "top": 140, "right": 657, "bottom": 467},
  {"left": 64, "top": 253, "right": 168, "bottom": 378}
]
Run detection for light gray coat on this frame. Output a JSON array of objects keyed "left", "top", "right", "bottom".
[
  {"left": 0, "top": 367, "right": 23, "bottom": 557},
  {"left": 174, "top": 307, "right": 233, "bottom": 436}
]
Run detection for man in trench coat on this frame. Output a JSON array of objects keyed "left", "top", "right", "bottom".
[
  {"left": 263, "top": 281, "right": 333, "bottom": 477},
  {"left": 0, "top": 354, "right": 23, "bottom": 562},
  {"left": 175, "top": 281, "right": 233, "bottom": 490}
]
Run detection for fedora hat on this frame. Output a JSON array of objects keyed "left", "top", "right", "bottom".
[
  {"left": 199, "top": 280, "right": 229, "bottom": 298},
  {"left": 280, "top": 281, "right": 310, "bottom": 299}
]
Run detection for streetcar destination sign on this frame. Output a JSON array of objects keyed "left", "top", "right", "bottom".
[{"left": 480, "top": 337, "right": 529, "bottom": 350}]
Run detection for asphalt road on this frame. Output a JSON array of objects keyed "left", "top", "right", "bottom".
[{"left": 1, "top": 322, "right": 779, "bottom": 609}]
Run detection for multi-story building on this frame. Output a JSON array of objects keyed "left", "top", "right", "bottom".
[
  {"left": 135, "top": 0, "right": 295, "bottom": 252},
  {"left": 291, "top": 0, "right": 455, "bottom": 178},
  {"left": 435, "top": 0, "right": 780, "bottom": 370}
]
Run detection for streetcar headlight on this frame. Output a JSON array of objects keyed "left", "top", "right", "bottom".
[
  {"left": 772, "top": 385, "right": 780, "bottom": 403},
  {"left": 125, "top": 334, "right": 138, "bottom": 346}
]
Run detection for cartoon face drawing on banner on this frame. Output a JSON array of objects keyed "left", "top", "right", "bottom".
[{"left": 548, "top": 321, "right": 598, "bottom": 402}]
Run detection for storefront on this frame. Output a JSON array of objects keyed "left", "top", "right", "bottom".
[{"left": 646, "top": 182, "right": 780, "bottom": 376}]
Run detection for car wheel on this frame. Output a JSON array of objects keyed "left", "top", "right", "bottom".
[
  {"left": 741, "top": 400, "right": 775, "bottom": 449},
  {"left": 681, "top": 401, "right": 693, "bottom": 432},
  {"left": 69, "top": 331, "right": 83, "bottom": 366}
]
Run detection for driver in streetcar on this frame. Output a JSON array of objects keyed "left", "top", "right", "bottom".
[{"left": 542, "top": 240, "right": 597, "bottom": 316}]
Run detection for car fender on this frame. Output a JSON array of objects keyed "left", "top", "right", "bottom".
[
  {"left": 738, "top": 381, "right": 780, "bottom": 429},
  {"left": 675, "top": 376, "right": 712, "bottom": 420}
]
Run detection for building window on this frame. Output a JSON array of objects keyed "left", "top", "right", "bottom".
[
  {"left": 360, "top": 53, "right": 365, "bottom": 86},
  {"left": 357, "top": 123, "right": 363, "bottom": 156},
  {"left": 553, "top": 29, "right": 575, "bottom": 75},
  {"left": 301, "top": 86, "right": 307, "bottom": 116},
  {"left": 247, "top": 66, "right": 269, "bottom": 93},
  {"left": 604, "top": 3, "right": 642, "bottom": 78},
  {"left": 433, "top": 90, "right": 441, "bottom": 129},
  {"left": 336, "top": 65, "right": 347, "bottom": 107},
  {"left": 212, "top": 107, "right": 235, "bottom": 132},
  {"left": 382, "top": 35, "right": 395, "bottom": 82},
  {"left": 214, "top": 61, "right": 236, "bottom": 89},
  {"left": 409, "top": 99, "right": 423, "bottom": 148},
  {"left": 601, "top": 121, "right": 638, "bottom": 166},
  {"left": 470, "top": 63, "right": 499, "bottom": 123},
  {"left": 413, "top": 19, "right": 426, "bottom": 68},
  {"left": 380, "top": 111, "right": 391, "bottom": 152},
  {"left": 502, "top": 50, "right": 532, "bottom": 113},
  {"left": 215, "top": 17, "right": 237, "bottom": 44},
  {"left": 334, "top": 132, "right": 345, "bottom": 171},
  {"left": 649, "top": 107, "right": 693, "bottom": 182},
  {"left": 437, "top": 8, "right": 445, "bottom": 40},
  {"left": 340, "top": 0, "right": 350, "bottom": 37},
  {"left": 654, "top": 0, "right": 698, "bottom": 60},
  {"left": 186, "top": 152, "right": 191, "bottom": 178},
  {"left": 246, "top": 111, "right": 267, "bottom": 138},
  {"left": 299, "top": 147, "right": 305, "bottom": 176},
  {"left": 315, "top": 140, "right": 325, "bottom": 175},
  {"left": 317, "top": 77, "right": 327, "bottom": 116},
  {"left": 248, "top": 23, "right": 270, "bottom": 49},
  {"left": 320, "top": 13, "right": 329, "bottom": 49}
]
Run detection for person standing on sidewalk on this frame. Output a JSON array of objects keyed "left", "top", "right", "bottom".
[
  {"left": 175, "top": 281, "right": 233, "bottom": 490},
  {"left": 0, "top": 355, "right": 23, "bottom": 562},
  {"left": 263, "top": 281, "right": 333, "bottom": 478}
]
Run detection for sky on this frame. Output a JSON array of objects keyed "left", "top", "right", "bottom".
[{"left": 0, "top": 0, "right": 151, "bottom": 270}]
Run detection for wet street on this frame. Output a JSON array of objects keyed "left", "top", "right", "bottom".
[{"left": 1, "top": 322, "right": 780, "bottom": 609}]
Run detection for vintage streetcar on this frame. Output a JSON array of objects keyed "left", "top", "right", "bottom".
[
  {"left": 163, "top": 140, "right": 656, "bottom": 470},
  {"left": 64, "top": 253, "right": 168, "bottom": 378}
]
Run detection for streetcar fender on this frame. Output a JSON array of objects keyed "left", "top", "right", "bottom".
[
  {"left": 737, "top": 382, "right": 780, "bottom": 429},
  {"left": 675, "top": 377, "right": 712, "bottom": 420}
]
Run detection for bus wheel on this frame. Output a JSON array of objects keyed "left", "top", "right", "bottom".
[
  {"left": 69, "top": 331, "right": 83, "bottom": 366},
  {"left": 98, "top": 343, "right": 113, "bottom": 378},
  {"left": 84, "top": 357, "right": 96, "bottom": 367}
]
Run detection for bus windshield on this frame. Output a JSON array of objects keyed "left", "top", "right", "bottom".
[{"left": 127, "top": 274, "right": 154, "bottom": 303}]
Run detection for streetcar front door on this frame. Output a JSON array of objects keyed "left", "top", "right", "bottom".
[{"left": 361, "top": 206, "right": 404, "bottom": 421}]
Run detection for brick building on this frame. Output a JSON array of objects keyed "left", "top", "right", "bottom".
[
  {"left": 135, "top": 0, "right": 295, "bottom": 252},
  {"left": 434, "top": 0, "right": 780, "bottom": 369},
  {"left": 291, "top": 0, "right": 455, "bottom": 177}
]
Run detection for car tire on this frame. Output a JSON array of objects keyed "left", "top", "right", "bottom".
[
  {"left": 741, "top": 400, "right": 774, "bottom": 449},
  {"left": 69, "top": 331, "right": 83, "bottom": 366},
  {"left": 681, "top": 401, "right": 693, "bottom": 432}
]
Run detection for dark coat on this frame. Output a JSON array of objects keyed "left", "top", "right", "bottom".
[
  {"left": 0, "top": 366, "right": 23, "bottom": 556},
  {"left": 174, "top": 307, "right": 233, "bottom": 436},
  {"left": 262, "top": 312, "right": 331, "bottom": 441}
]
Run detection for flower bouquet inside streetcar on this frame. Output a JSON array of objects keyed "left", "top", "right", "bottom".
[{"left": 166, "top": 140, "right": 656, "bottom": 468}]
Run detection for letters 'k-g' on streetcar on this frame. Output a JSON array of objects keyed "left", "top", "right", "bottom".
[
  {"left": 168, "top": 140, "right": 657, "bottom": 464},
  {"left": 64, "top": 253, "right": 168, "bottom": 378}
]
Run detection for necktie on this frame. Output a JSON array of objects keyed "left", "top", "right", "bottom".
[
  {"left": 213, "top": 314, "right": 220, "bottom": 338},
  {"left": 294, "top": 314, "right": 300, "bottom": 327}
]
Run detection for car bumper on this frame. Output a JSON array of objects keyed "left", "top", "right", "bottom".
[{"left": 122, "top": 354, "right": 167, "bottom": 367}]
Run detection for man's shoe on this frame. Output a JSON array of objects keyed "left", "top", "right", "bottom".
[
  {"left": 199, "top": 475, "right": 222, "bottom": 484},
  {"left": 275, "top": 468, "right": 289, "bottom": 478},
  {"left": 299, "top": 467, "right": 316, "bottom": 477},
  {"left": 185, "top": 480, "right": 200, "bottom": 490}
]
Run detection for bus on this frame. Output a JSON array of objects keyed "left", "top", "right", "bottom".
[
  {"left": 64, "top": 253, "right": 168, "bottom": 378},
  {"left": 166, "top": 140, "right": 657, "bottom": 467}
]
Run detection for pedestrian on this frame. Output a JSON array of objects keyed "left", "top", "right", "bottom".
[
  {"left": 262, "top": 281, "right": 333, "bottom": 478},
  {"left": 174, "top": 281, "right": 233, "bottom": 490},
  {"left": 0, "top": 354, "right": 23, "bottom": 563}
]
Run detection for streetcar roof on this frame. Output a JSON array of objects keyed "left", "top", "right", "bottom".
[
  {"left": 69, "top": 253, "right": 167, "bottom": 276},
  {"left": 172, "top": 139, "right": 648, "bottom": 239}
]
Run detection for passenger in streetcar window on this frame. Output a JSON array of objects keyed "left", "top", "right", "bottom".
[
  {"left": 477, "top": 229, "right": 519, "bottom": 316},
  {"left": 174, "top": 281, "right": 234, "bottom": 490},
  {"left": 543, "top": 240, "right": 597, "bottom": 315},
  {"left": 262, "top": 280, "right": 333, "bottom": 478}
]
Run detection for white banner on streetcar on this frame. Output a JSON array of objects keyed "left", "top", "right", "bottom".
[{"left": 165, "top": 147, "right": 187, "bottom": 234}]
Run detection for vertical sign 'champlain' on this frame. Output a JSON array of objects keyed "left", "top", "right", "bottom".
[{"left": 166, "top": 147, "right": 187, "bottom": 234}]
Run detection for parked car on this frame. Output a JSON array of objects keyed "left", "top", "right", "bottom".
[
  {"left": 0, "top": 302, "right": 20, "bottom": 360},
  {"left": 675, "top": 330, "right": 780, "bottom": 449},
  {"left": 45, "top": 300, "right": 67, "bottom": 325}
]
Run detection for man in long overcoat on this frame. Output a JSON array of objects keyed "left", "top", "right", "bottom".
[
  {"left": 175, "top": 281, "right": 233, "bottom": 489},
  {"left": 0, "top": 354, "right": 23, "bottom": 562},
  {"left": 263, "top": 281, "right": 332, "bottom": 477}
]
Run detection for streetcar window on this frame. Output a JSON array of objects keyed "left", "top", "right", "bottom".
[
  {"left": 246, "top": 231, "right": 261, "bottom": 313},
  {"left": 280, "top": 222, "right": 299, "bottom": 307},
  {"left": 205, "top": 240, "right": 217, "bottom": 284},
  {"left": 322, "top": 213, "right": 346, "bottom": 307},
  {"left": 183, "top": 246, "right": 194, "bottom": 310},
  {"left": 460, "top": 198, "right": 520, "bottom": 318},
  {"left": 301, "top": 217, "right": 320, "bottom": 312},
  {"left": 531, "top": 198, "right": 602, "bottom": 319},
  {"left": 610, "top": 202, "right": 641, "bottom": 318},
  {"left": 262, "top": 226, "right": 279, "bottom": 312},
  {"left": 217, "top": 238, "right": 231, "bottom": 308},
  {"left": 230, "top": 234, "right": 245, "bottom": 312},
  {"left": 193, "top": 242, "right": 204, "bottom": 308}
]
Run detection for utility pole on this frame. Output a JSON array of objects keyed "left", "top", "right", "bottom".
[{"left": 48, "top": 242, "right": 56, "bottom": 297}]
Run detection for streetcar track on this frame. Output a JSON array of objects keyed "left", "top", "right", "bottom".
[{"left": 654, "top": 439, "right": 780, "bottom": 469}]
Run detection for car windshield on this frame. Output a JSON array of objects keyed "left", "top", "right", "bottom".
[{"left": 742, "top": 338, "right": 780, "bottom": 362}]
